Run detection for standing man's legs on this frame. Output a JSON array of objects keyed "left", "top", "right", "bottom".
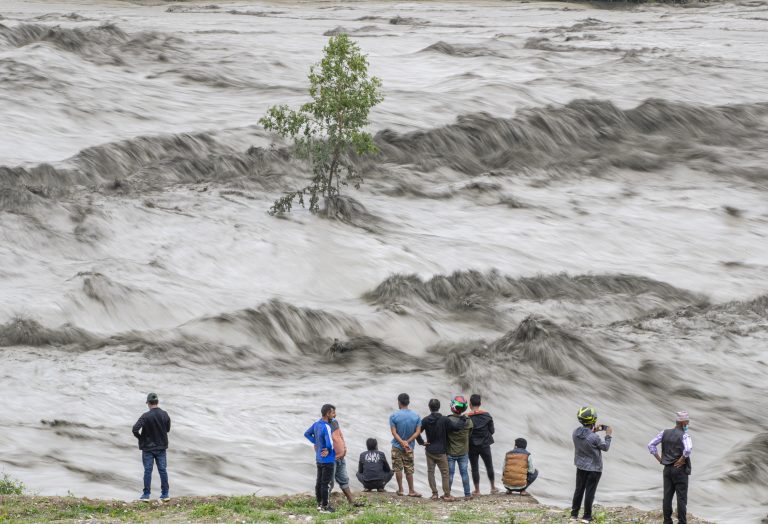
[
  {"left": 318, "top": 463, "right": 334, "bottom": 508},
  {"left": 403, "top": 450, "right": 420, "bottom": 496},
  {"left": 571, "top": 468, "right": 587, "bottom": 518},
  {"left": 457, "top": 454, "right": 472, "bottom": 498},
  {"left": 426, "top": 452, "right": 438, "bottom": 498},
  {"left": 662, "top": 466, "right": 674, "bottom": 524},
  {"left": 333, "top": 457, "right": 358, "bottom": 505},
  {"left": 141, "top": 451, "right": 154, "bottom": 497},
  {"left": 448, "top": 454, "right": 457, "bottom": 493},
  {"left": 436, "top": 454, "right": 451, "bottom": 499},
  {"left": 673, "top": 468, "right": 688, "bottom": 524},
  {"left": 155, "top": 450, "right": 169, "bottom": 498},
  {"left": 392, "top": 448, "right": 405, "bottom": 495},
  {"left": 582, "top": 471, "right": 602, "bottom": 521},
  {"left": 315, "top": 463, "right": 323, "bottom": 507},
  {"left": 468, "top": 447, "right": 481, "bottom": 494},
  {"left": 479, "top": 445, "right": 497, "bottom": 493}
]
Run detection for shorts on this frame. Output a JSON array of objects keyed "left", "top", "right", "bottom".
[
  {"left": 330, "top": 457, "right": 350, "bottom": 490},
  {"left": 391, "top": 447, "right": 415, "bottom": 475}
]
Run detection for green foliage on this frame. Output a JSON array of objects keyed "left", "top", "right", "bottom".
[
  {"left": 500, "top": 511, "right": 516, "bottom": 524},
  {"left": 189, "top": 503, "right": 224, "bottom": 519},
  {"left": 448, "top": 509, "right": 480, "bottom": 522},
  {"left": 259, "top": 33, "right": 383, "bottom": 215},
  {"left": 0, "top": 473, "right": 24, "bottom": 495}
]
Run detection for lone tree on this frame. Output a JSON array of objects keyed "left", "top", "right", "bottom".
[{"left": 259, "top": 34, "right": 383, "bottom": 215}]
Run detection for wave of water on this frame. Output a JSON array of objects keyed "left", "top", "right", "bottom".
[{"left": 1, "top": 1, "right": 768, "bottom": 523}]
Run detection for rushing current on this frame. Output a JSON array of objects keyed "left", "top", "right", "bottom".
[{"left": 1, "top": 0, "right": 767, "bottom": 522}]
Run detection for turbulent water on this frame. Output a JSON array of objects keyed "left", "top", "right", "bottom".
[{"left": 1, "top": 0, "right": 767, "bottom": 521}]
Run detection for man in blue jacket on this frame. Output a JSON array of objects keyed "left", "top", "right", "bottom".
[{"left": 304, "top": 404, "right": 336, "bottom": 513}]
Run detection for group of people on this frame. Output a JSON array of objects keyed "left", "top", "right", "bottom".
[
  {"left": 303, "top": 393, "right": 538, "bottom": 513},
  {"left": 130, "top": 392, "right": 693, "bottom": 524},
  {"left": 302, "top": 395, "right": 692, "bottom": 524},
  {"left": 568, "top": 406, "right": 692, "bottom": 524}
]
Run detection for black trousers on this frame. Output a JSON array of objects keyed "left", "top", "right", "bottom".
[
  {"left": 356, "top": 471, "right": 394, "bottom": 490},
  {"left": 663, "top": 465, "right": 689, "bottom": 524},
  {"left": 315, "top": 462, "right": 334, "bottom": 507},
  {"left": 571, "top": 469, "right": 602, "bottom": 520},
  {"left": 468, "top": 445, "right": 495, "bottom": 485}
]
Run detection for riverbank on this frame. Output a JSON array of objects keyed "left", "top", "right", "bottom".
[{"left": 0, "top": 492, "right": 713, "bottom": 523}]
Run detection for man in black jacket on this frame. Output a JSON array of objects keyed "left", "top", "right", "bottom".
[
  {"left": 467, "top": 394, "right": 499, "bottom": 495},
  {"left": 417, "top": 398, "right": 465, "bottom": 501},
  {"left": 132, "top": 393, "right": 171, "bottom": 501},
  {"left": 356, "top": 438, "right": 393, "bottom": 491}
]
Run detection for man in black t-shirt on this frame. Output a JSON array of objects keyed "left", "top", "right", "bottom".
[
  {"left": 356, "top": 438, "right": 393, "bottom": 491},
  {"left": 417, "top": 398, "right": 466, "bottom": 501},
  {"left": 132, "top": 392, "right": 171, "bottom": 502},
  {"left": 467, "top": 394, "right": 499, "bottom": 495}
]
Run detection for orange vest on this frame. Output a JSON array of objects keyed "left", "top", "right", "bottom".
[{"left": 502, "top": 451, "right": 529, "bottom": 487}]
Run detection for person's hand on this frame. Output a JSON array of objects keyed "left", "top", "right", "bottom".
[
  {"left": 605, "top": 426, "right": 613, "bottom": 437},
  {"left": 402, "top": 442, "right": 411, "bottom": 452},
  {"left": 673, "top": 456, "right": 685, "bottom": 468},
  {"left": 320, "top": 448, "right": 329, "bottom": 457},
  {"left": 655, "top": 455, "right": 662, "bottom": 464}
]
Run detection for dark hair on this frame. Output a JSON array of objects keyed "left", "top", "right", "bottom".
[
  {"left": 148, "top": 400, "right": 159, "bottom": 407},
  {"left": 470, "top": 394, "right": 481, "bottom": 407},
  {"left": 366, "top": 438, "right": 378, "bottom": 451},
  {"left": 515, "top": 438, "right": 527, "bottom": 449},
  {"left": 397, "top": 393, "right": 410, "bottom": 407},
  {"left": 428, "top": 398, "right": 440, "bottom": 412},
  {"left": 321, "top": 404, "right": 336, "bottom": 417}
]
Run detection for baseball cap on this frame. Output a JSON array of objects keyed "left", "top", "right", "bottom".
[{"left": 146, "top": 393, "right": 159, "bottom": 403}]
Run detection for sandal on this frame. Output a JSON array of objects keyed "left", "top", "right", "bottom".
[{"left": 407, "top": 492, "right": 423, "bottom": 498}]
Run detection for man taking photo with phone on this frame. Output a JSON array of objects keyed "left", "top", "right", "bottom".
[{"left": 570, "top": 406, "right": 612, "bottom": 523}]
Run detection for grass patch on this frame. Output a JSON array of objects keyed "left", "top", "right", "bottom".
[
  {"left": 347, "top": 504, "right": 435, "bottom": 524},
  {"left": 0, "top": 474, "right": 25, "bottom": 495},
  {"left": 450, "top": 509, "right": 493, "bottom": 522},
  {"left": 189, "top": 503, "right": 227, "bottom": 519}
]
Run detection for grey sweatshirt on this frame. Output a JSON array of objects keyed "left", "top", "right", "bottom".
[{"left": 573, "top": 426, "right": 611, "bottom": 472}]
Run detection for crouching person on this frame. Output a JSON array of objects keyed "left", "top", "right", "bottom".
[
  {"left": 502, "top": 438, "right": 538, "bottom": 496},
  {"left": 357, "top": 438, "right": 394, "bottom": 491}
]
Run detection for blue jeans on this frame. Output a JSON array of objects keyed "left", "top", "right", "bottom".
[
  {"left": 448, "top": 453, "right": 471, "bottom": 497},
  {"left": 330, "top": 457, "right": 350, "bottom": 491},
  {"left": 142, "top": 449, "right": 169, "bottom": 497}
]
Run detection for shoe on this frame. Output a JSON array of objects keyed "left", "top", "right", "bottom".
[
  {"left": 441, "top": 495, "right": 456, "bottom": 502},
  {"left": 159, "top": 494, "right": 170, "bottom": 502},
  {"left": 581, "top": 519, "right": 592, "bottom": 523},
  {"left": 139, "top": 493, "right": 150, "bottom": 501},
  {"left": 569, "top": 517, "right": 579, "bottom": 521},
  {"left": 376, "top": 488, "right": 385, "bottom": 492},
  {"left": 320, "top": 505, "right": 335, "bottom": 513},
  {"left": 464, "top": 495, "right": 473, "bottom": 501}
]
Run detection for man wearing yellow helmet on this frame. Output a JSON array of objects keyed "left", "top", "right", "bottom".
[{"left": 570, "top": 406, "right": 612, "bottom": 523}]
